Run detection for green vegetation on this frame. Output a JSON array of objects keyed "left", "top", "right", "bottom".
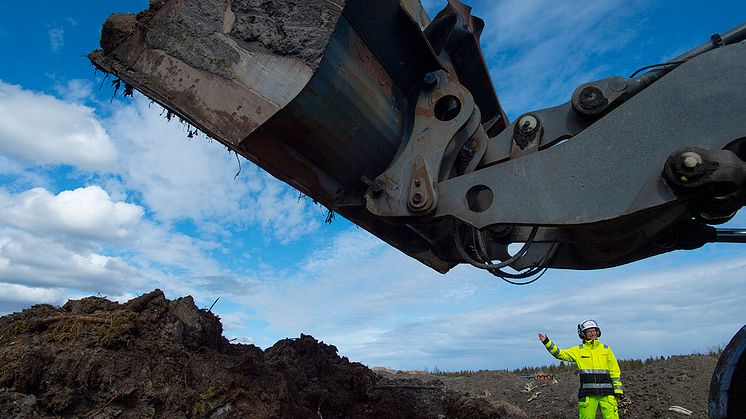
[
  {"left": 110, "top": 309, "right": 137, "bottom": 328},
  {"left": 0, "top": 320, "right": 31, "bottom": 339},
  {"left": 705, "top": 344, "right": 724, "bottom": 358},
  {"left": 432, "top": 370, "right": 477, "bottom": 378},
  {"left": 192, "top": 386, "right": 217, "bottom": 415},
  {"left": 510, "top": 357, "right": 655, "bottom": 375},
  {"left": 48, "top": 318, "right": 84, "bottom": 342},
  {"left": 429, "top": 350, "right": 725, "bottom": 377}
]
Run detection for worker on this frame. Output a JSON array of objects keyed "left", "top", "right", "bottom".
[{"left": 538, "top": 319, "right": 623, "bottom": 419}]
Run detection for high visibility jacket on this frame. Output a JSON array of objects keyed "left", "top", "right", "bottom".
[{"left": 542, "top": 337, "right": 623, "bottom": 399}]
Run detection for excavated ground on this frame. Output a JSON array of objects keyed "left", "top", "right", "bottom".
[
  {"left": 0, "top": 291, "right": 520, "bottom": 418},
  {"left": 382, "top": 354, "right": 717, "bottom": 418},
  {"left": 0, "top": 290, "right": 717, "bottom": 418}
]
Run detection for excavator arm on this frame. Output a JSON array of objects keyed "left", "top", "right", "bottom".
[{"left": 89, "top": 0, "right": 746, "bottom": 278}]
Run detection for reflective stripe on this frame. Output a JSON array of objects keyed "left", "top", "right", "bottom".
[
  {"left": 545, "top": 341, "right": 561, "bottom": 356},
  {"left": 578, "top": 369, "right": 609, "bottom": 374},
  {"left": 582, "top": 383, "right": 613, "bottom": 389},
  {"left": 579, "top": 373, "right": 612, "bottom": 384},
  {"left": 614, "top": 385, "right": 624, "bottom": 390}
]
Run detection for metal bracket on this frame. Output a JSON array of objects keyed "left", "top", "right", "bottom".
[
  {"left": 408, "top": 157, "right": 436, "bottom": 213},
  {"left": 365, "top": 70, "right": 476, "bottom": 217}
]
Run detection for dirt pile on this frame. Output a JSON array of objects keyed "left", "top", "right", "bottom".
[{"left": 0, "top": 290, "right": 523, "bottom": 418}]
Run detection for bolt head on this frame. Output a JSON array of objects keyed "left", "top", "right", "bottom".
[
  {"left": 683, "top": 156, "right": 699, "bottom": 169},
  {"left": 517, "top": 115, "right": 538, "bottom": 133},
  {"left": 680, "top": 151, "right": 703, "bottom": 170},
  {"left": 424, "top": 73, "right": 440, "bottom": 90},
  {"left": 412, "top": 193, "right": 423, "bottom": 204}
]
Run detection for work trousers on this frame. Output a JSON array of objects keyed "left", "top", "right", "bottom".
[{"left": 578, "top": 394, "right": 618, "bottom": 419}]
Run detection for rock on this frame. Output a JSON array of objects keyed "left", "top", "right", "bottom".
[
  {"left": 100, "top": 14, "right": 138, "bottom": 53},
  {"left": 171, "top": 296, "right": 199, "bottom": 326},
  {"left": 22, "top": 394, "right": 36, "bottom": 406}
]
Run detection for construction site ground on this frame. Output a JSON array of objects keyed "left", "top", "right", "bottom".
[{"left": 0, "top": 290, "right": 716, "bottom": 418}]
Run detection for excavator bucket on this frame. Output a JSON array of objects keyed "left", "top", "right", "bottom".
[{"left": 90, "top": 0, "right": 507, "bottom": 273}]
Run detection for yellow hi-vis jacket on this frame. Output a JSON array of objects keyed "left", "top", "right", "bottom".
[{"left": 542, "top": 337, "right": 623, "bottom": 399}]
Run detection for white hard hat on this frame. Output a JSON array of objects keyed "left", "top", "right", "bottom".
[{"left": 577, "top": 319, "right": 601, "bottom": 338}]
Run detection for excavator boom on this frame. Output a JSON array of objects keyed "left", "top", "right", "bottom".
[{"left": 90, "top": 0, "right": 746, "bottom": 277}]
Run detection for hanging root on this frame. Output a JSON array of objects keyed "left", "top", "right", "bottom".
[{"left": 325, "top": 209, "right": 335, "bottom": 224}]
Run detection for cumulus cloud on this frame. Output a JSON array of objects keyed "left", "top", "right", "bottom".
[
  {"left": 0, "top": 183, "right": 230, "bottom": 312},
  {"left": 0, "top": 283, "right": 67, "bottom": 314},
  {"left": 0, "top": 229, "right": 143, "bottom": 293},
  {"left": 0, "top": 186, "right": 146, "bottom": 297},
  {"left": 105, "top": 97, "right": 320, "bottom": 240},
  {"left": 0, "top": 81, "right": 117, "bottom": 169},
  {"left": 0, "top": 186, "right": 143, "bottom": 242}
]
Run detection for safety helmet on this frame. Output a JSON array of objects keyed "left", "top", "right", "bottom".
[{"left": 577, "top": 319, "right": 601, "bottom": 339}]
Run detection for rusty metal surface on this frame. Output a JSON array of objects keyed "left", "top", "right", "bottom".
[
  {"left": 89, "top": 0, "right": 342, "bottom": 147},
  {"left": 90, "top": 0, "right": 510, "bottom": 273},
  {"left": 365, "top": 70, "right": 475, "bottom": 218}
]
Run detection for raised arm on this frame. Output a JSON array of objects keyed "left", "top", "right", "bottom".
[{"left": 538, "top": 333, "right": 577, "bottom": 363}]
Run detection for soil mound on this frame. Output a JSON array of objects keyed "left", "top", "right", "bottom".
[{"left": 0, "top": 290, "right": 523, "bottom": 418}]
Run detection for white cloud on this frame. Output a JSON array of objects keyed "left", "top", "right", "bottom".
[
  {"left": 48, "top": 26, "right": 64, "bottom": 52},
  {"left": 0, "top": 186, "right": 143, "bottom": 242},
  {"left": 0, "top": 282, "right": 67, "bottom": 314},
  {"left": 0, "top": 81, "right": 117, "bottom": 169},
  {"left": 223, "top": 228, "right": 484, "bottom": 349},
  {"left": 0, "top": 185, "right": 149, "bottom": 299},
  {"left": 105, "top": 98, "right": 320, "bottom": 240},
  {"left": 216, "top": 223, "right": 746, "bottom": 369},
  {"left": 364, "top": 256, "right": 746, "bottom": 370},
  {"left": 0, "top": 229, "right": 143, "bottom": 293},
  {"left": 124, "top": 223, "right": 223, "bottom": 276},
  {"left": 53, "top": 79, "right": 94, "bottom": 103}
]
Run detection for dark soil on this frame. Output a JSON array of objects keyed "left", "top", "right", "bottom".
[
  {"left": 381, "top": 353, "right": 717, "bottom": 419},
  {"left": 0, "top": 290, "right": 523, "bottom": 418},
  {"left": 98, "top": 0, "right": 345, "bottom": 72}
]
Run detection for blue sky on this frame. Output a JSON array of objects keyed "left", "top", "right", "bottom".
[{"left": 1, "top": 0, "right": 745, "bottom": 371}]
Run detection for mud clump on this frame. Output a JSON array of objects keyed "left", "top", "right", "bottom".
[
  {"left": 97, "top": 0, "right": 346, "bottom": 75},
  {"left": 0, "top": 290, "right": 522, "bottom": 418}
]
